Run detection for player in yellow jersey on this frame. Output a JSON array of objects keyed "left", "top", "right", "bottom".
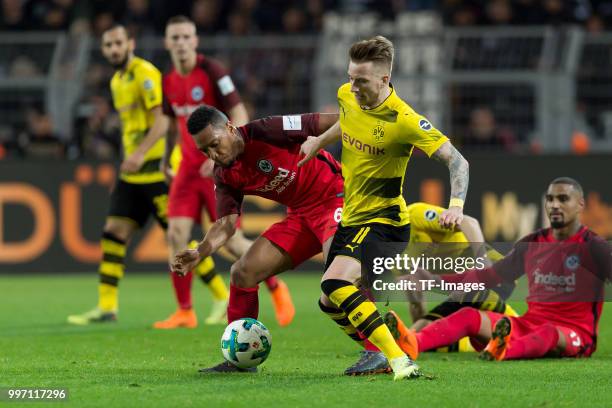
[
  {"left": 299, "top": 36, "right": 469, "bottom": 379},
  {"left": 68, "top": 25, "right": 171, "bottom": 325},
  {"left": 384, "top": 202, "right": 519, "bottom": 353}
]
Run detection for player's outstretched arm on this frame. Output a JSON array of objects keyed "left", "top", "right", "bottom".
[
  {"left": 121, "top": 106, "right": 170, "bottom": 173},
  {"left": 458, "top": 215, "right": 491, "bottom": 266},
  {"left": 160, "top": 116, "right": 178, "bottom": 184},
  {"left": 172, "top": 214, "right": 238, "bottom": 275},
  {"left": 227, "top": 102, "right": 249, "bottom": 127},
  {"left": 298, "top": 119, "right": 341, "bottom": 167},
  {"left": 431, "top": 141, "right": 469, "bottom": 228}
]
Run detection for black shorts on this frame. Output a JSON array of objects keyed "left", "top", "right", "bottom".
[
  {"left": 325, "top": 222, "right": 411, "bottom": 270},
  {"left": 108, "top": 178, "right": 168, "bottom": 229}
]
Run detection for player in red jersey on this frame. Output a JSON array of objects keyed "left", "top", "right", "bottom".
[
  {"left": 386, "top": 177, "right": 611, "bottom": 361},
  {"left": 172, "top": 105, "right": 343, "bottom": 372},
  {"left": 154, "top": 16, "right": 294, "bottom": 329}
]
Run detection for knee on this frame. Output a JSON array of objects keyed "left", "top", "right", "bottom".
[
  {"left": 454, "top": 307, "right": 487, "bottom": 334},
  {"left": 318, "top": 295, "right": 337, "bottom": 312},
  {"left": 320, "top": 278, "right": 349, "bottom": 298},
  {"left": 103, "top": 222, "right": 130, "bottom": 243},
  {"left": 167, "top": 224, "right": 188, "bottom": 252},
  {"left": 230, "top": 259, "right": 257, "bottom": 288},
  {"left": 454, "top": 306, "right": 481, "bottom": 320}
]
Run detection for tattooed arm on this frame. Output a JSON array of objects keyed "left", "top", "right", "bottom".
[{"left": 431, "top": 141, "right": 470, "bottom": 228}]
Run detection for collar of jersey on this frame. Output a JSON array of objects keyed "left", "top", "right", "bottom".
[
  {"left": 359, "top": 83, "right": 396, "bottom": 112},
  {"left": 544, "top": 225, "right": 587, "bottom": 242},
  {"left": 119, "top": 56, "right": 139, "bottom": 77}
]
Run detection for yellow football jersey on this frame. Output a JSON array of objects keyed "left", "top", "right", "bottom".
[
  {"left": 408, "top": 202, "right": 466, "bottom": 243},
  {"left": 337, "top": 83, "right": 448, "bottom": 227},
  {"left": 110, "top": 56, "right": 165, "bottom": 184}
]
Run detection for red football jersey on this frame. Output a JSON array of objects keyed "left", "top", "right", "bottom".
[
  {"left": 214, "top": 113, "right": 343, "bottom": 217},
  {"left": 163, "top": 54, "right": 241, "bottom": 167},
  {"left": 444, "top": 227, "right": 611, "bottom": 355}
]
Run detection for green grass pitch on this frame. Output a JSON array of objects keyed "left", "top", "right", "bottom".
[{"left": 1, "top": 273, "right": 611, "bottom": 407}]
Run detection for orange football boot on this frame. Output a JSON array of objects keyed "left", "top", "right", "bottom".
[
  {"left": 481, "top": 316, "right": 512, "bottom": 361},
  {"left": 153, "top": 309, "right": 198, "bottom": 329},
  {"left": 269, "top": 279, "right": 295, "bottom": 327},
  {"left": 384, "top": 310, "right": 419, "bottom": 360}
]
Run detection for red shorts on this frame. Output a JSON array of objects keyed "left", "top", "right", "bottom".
[
  {"left": 168, "top": 161, "right": 217, "bottom": 223},
  {"left": 261, "top": 197, "right": 343, "bottom": 268},
  {"left": 485, "top": 312, "right": 591, "bottom": 357}
]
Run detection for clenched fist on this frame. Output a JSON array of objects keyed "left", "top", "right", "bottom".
[{"left": 439, "top": 206, "right": 464, "bottom": 229}]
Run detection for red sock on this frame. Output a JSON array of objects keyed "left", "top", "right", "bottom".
[
  {"left": 504, "top": 324, "right": 559, "bottom": 360},
  {"left": 264, "top": 276, "right": 279, "bottom": 291},
  {"left": 417, "top": 307, "right": 482, "bottom": 352},
  {"left": 171, "top": 270, "right": 193, "bottom": 310},
  {"left": 363, "top": 338, "right": 379, "bottom": 352},
  {"left": 228, "top": 283, "right": 259, "bottom": 323}
]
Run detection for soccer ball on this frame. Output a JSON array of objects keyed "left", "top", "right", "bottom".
[{"left": 221, "top": 318, "right": 272, "bottom": 369}]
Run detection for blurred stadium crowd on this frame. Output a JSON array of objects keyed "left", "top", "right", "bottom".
[
  {"left": 0, "top": 0, "right": 611, "bottom": 160},
  {"left": 3, "top": 1, "right": 612, "bottom": 34}
]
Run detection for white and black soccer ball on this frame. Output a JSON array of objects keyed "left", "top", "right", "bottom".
[{"left": 221, "top": 318, "right": 272, "bottom": 369}]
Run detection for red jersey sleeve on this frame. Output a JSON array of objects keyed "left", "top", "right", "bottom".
[
  {"left": 162, "top": 95, "right": 175, "bottom": 118},
  {"left": 201, "top": 57, "right": 242, "bottom": 112},
  {"left": 213, "top": 168, "right": 244, "bottom": 218},
  {"left": 246, "top": 113, "right": 320, "bottom": 146},
  {"left": 161, "top": 76, "right": 176, "bottom": 118}
]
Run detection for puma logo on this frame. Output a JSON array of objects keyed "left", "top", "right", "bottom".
[{"left": 345, "top": 244, "right": 358, "bottom": 253}]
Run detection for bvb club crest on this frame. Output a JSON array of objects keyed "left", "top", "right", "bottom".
[{"left": 373, "top": 123, "right": 385, "bottom": 143}]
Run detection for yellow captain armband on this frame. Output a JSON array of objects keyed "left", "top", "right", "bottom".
[{"left": 449, "top": 198, "right": 464, "bottom": 209}]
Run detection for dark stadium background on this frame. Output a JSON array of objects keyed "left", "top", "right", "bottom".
[{"left": 1, "top": 1, "right": 611, "bottom": 269}]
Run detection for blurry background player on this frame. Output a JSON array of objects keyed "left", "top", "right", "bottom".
[
  {"left": 387, "top": 178, "right": 611, "bottom": 362},
  {"left": 298, "top": 36, "right": 470, "bottom": 379},
  {"left": 68, "top": 25, "right": 170, "bottom": 325},
  {"left": 154, "top": 16, "right": 294, "bottom": 329},
  {"left": 173, "top": 106, "right": 342, "bottom": 373},
  {"left": 384, "top": 202, "right": 519, "bottom": 353}
]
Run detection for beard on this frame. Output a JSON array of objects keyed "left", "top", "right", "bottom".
[
  {"left": 550, "top": 220, "right": 565, "bottom": 229},
  {"left": 549, "top": 216, "right": 566, "bottom": 229},
  {"left": 110, "top": 53, "right": 129, "bottom": 70}
]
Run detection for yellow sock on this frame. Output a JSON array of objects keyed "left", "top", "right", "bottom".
[
  {"left": 98, "top": 283, "right": 118, "bottom": 312},
  {"left": 458, "top": 336, "right": 476, "bottom": 352},
  {"left": 324, "top": 281, "right": 404, "bottom": 360},
  {"left": 504, "top": 303, "right": 519, "bottom": 317},
  {"left": 205, "top": 274, "right": 229, "bottom": 301},
  {"left": 192, "top": 242, "right": 228, "bottom": 301},
  {"left": 318, "top": 300, "right": 364, "bottom": 346},
  {"left": 97, "top": 232, "right": 125, "bottom": 312},
  {"left": 479, "top": 290, "right": 504, "bottom": 313}
]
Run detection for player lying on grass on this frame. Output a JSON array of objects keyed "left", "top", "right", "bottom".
[
  {"left": 172, "top": 105, "right": 343, "bottom": 373},
  {"left": 298, "top": 36, "right": 469, "bottom": 380},
  {"left": 386, "top": 178, "right": 611, "bottom": 361},
  {"left": 384, "top": 202, "right": 518, "bottom": 354},
  {"left": 155, "top": 15, "right": 294, "bottom": 329}
]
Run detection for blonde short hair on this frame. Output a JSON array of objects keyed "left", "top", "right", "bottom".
[{"left": 349, "top": 35, "right": 394, "bottom": 72}]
